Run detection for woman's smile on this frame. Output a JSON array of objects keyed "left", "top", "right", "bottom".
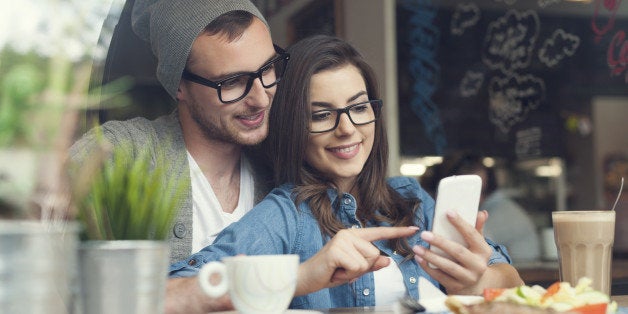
[{"left": 327, "top": 142, "right": 362, "bottom": 159}]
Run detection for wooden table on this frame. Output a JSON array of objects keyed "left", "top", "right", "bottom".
[
  {"left": 314, "top": 295, "right": 628, "bottom": 313},
  {"left": 615, "top": 295, "right": 628, "bottom": 307},
  {"left": 213, "top": 295, "right": 628, "bottom": 313}
]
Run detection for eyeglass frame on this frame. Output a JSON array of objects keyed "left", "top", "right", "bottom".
[
  {"left": 309, "top": 99, "right": 383, "bottom": 134},
  {"left": 181, "top": 44, "right": 290, "bottom": 104}
]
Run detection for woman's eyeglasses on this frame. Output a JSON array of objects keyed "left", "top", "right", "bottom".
[{"left": 309, "top": 100, "right": 382, "bottom": 133}]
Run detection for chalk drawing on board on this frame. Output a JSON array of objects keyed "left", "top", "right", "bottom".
[
  {"left": 515, "top": 127, "right": 543, "bottom": 159},
  {"left": 607, "top": 30, "right": 628, "bottom": 83},
  {"left": 451, "top": 3, "right": 481, "bottom": 36},
  {"left": 482, "top": 10, "right": 541, "bottom": 75},
  {"left": 539, "top": 29, "right": 581, "bottom": 67},
  {"left": 591, "top": 0, "right": 623, "bottom": 43},
  {"left": 488, "top": 73, "right": 546, "bottom": 133},
  {"left": 460, "top": 71, "right": 485, "bottom": 97},
  {"left": 538, "top": 0, "right": 562, "bottom": 8},
  {"left": 401, "top": 0, "right": 448, "bottom": 154}
]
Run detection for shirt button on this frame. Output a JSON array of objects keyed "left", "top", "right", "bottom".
[
  {"left": 344, "top": 198, "right": 351, "bottom": 205},
  {"left": 409, "top": 277, "right": 417, "bottom": 284},
  {"left": 173, "top": 222, "right": 187, "bottom": 238},
  {"left": 352, "top": 225, "right": 360, "bottom": 229},
  {"left": 362, "top": 288, "right": 370, "bottom": 296},
  {"left": 187, "top": 259, "right": 197, "bottom": 266}
]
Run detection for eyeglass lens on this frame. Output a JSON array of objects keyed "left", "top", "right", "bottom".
[
  {"left": 219, "top": 56, "right": 287, "bottom": 103},
  {"left": 310, "top": 100, "right": 381, "bottom": 133}
]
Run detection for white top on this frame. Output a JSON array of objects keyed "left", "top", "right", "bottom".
[
  {"left": 188, "top": 152, "right": 255, "bottom": 253},
  {"left": 373, "top": 257, "right": 406, "bottom": 305}
]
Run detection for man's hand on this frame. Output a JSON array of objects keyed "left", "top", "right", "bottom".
[
  {"left": 295, "top": 226, "right": 419, "bottom": 296},
  {"left": 164, "top": 277, "right": 234, "bottom": 314}
]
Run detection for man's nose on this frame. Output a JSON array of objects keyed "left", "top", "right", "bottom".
[{"left": 243, "top": 77, "right": 271, "bottom": 108}]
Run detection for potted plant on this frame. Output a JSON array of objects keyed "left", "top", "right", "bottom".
[
  {"left": 0, "top": 40, "right": 110, "bottom": 314},
  {"left": 71, "top": 136, "right": 186, "bottom": 314}
]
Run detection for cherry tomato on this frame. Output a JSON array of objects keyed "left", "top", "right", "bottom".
[
  {"left": 483, "top": 288, "right": 506, "bottom": 302},
  {"left": 570, "top": 303, "right": 608, "bottom": 314}
]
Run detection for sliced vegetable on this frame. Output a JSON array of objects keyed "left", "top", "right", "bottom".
[
  {"left": 483, "top": 288, "right": 506, "bottom": 302},
  {"left": 481, "top": 278, "right": 616, "bottom": 313},
  {"left": 570, "top": 303, "right": 607, "bottom": 314},
  {"left": 542, "top": 281, "right": 561, "bottom": 302},
  {"left": 517, "top": 285, "right": 542, "bottom": 306}
]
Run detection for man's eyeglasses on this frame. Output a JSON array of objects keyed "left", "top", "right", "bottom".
[
  {"left": 309, "top": 100, "right": 383, "bottom": 133},
  {"left": 182, "top": 44, "right": 290, "bottom": 104}
]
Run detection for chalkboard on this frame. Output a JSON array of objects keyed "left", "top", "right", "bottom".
[{"left": 397, "top": 0, "right": 628, "bottom": 160}]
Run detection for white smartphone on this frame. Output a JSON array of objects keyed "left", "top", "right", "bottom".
[{"left": 429, "top": 174, "right": 482, "bottom": 267}]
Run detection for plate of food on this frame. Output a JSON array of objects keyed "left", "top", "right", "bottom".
[
  {"left": 446, "top": 277, "right": 619, "bottom": 314},
  {"left": 396, "top": 277, "right": 485, "bottom": 313}
]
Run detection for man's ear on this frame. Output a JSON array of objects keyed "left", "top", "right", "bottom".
[{"left": 176, "top": 85, "right": 185, "bottom": 102}]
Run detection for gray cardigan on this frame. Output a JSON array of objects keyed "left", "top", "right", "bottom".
[{"left": 69, "top": 111, "right": 272, "bottom": 263}]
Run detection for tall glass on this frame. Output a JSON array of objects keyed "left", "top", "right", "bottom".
[{"left": 552, "top": 211, "right": 615, "bottom": 294}]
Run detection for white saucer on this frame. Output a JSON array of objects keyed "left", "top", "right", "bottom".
[
  {"left": 419, "top": 295, "right": 484, "bottom": 312},
  {"left": 214, "top": 310, "right": 323, "bottom": 314}
]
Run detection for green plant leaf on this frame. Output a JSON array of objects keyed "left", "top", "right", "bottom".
[{"left": 73, "top": 134, "right": 186, "bottom": 241}]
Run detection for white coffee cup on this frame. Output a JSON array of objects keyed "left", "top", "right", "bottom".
[{"left": 198, "top": 254, "right": 299, "bottom": 314}]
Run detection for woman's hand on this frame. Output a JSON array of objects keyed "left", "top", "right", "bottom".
[
  {"left": 412, "top": 210, "right": 523, "bottom": 295},
  {"left": 296, "top": 226, "right": 419, "bottom": 296}
]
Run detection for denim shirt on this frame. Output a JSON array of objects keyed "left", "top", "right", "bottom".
[{"left": 169, "top": 176, "right": 511, "bottom": 309}]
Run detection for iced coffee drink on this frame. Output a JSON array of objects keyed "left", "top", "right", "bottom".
[{"left": 552, "top": 210, "right": 615, "bottom": 295}]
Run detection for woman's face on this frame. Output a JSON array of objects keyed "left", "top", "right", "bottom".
[{"left": 305, "top": 64, "right": 375, "bottom": 192}]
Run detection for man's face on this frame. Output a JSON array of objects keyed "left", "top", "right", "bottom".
[{"left": 178, "top": 17, "right": 276, "bottom": 146}]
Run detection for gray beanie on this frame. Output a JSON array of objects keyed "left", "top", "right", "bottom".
[{"left": 131, "top": 0, "right": 269, "bottom": 99}]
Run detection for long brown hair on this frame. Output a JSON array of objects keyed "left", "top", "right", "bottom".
[{"left": 264, "top": 35, "right": 420, "bottom": 257}]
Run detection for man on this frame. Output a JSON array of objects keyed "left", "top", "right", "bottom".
[
  {"left": 70, "top": 0, "right": 281, "bottom": 263},
  {"left": 71, "top": 2, "right": 426, "bottom": 312}
]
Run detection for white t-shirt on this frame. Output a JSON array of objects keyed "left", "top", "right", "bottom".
[
  {"left": 373, "top": 257, "right": 406, "bottom": 305},
  {"left": 187, "top": 152, "right": 255, "bottom": 253}
]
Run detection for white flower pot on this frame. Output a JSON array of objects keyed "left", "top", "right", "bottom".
[
  {"left": 0, "top": 220, "right": 79, "bottom": 314},
  {"left": 76, "top": 240, "right": 170, "bottom": 314}
]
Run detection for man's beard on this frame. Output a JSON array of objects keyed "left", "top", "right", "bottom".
[{"left": 188, "top": 99, "right": 267, "bottom": 146}]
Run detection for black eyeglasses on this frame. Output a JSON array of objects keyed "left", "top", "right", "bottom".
[
  {"left": 182, "top": 44, "right": 290, "bottom": 104},
  {"left": 309, "top": 100, "right": 383, "bottom": 133}
]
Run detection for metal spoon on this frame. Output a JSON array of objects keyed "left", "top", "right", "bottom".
[
  {"left": 611, "top": 177, "right": 625, "bottom": 211},
  {"left": 398, "top": 296, "right": 426, "bottom": 313}
]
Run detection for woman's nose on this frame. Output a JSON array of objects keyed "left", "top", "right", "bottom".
[{"left": 334, "top": 112, "right": 356, "bottom": 135}]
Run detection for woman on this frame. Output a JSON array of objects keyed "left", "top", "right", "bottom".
[{"left": 169, "top": 35, "right": 523, "bottom": 309}]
